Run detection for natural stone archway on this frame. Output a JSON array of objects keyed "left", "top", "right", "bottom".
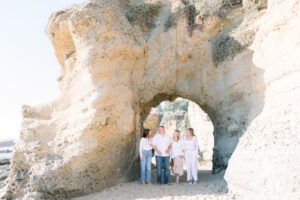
[
  {"left": 144, "top": 98, "right": 214, "bottom": 162},
  {"left": 4, "top": 0, "right": 300, "bottom": 200}
]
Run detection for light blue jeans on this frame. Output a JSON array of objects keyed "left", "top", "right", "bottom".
[{"left": 140, "top": 150, "right": 152, "bottom": 182}]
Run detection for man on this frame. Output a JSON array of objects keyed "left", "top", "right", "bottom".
[{"left": 151, "top": 126, "right": 172, "bottom": 185}]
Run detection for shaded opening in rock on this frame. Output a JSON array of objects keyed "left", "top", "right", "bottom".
[{"left": 141, "top": 97, "right": 215, "bottom": 179}]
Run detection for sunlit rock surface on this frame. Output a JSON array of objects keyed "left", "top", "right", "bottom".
[{"left": 4, "top": 0, "right": 300, "bottom": 199}]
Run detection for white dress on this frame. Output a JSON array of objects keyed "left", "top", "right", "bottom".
[
  {"left": 171, "top": 140, "right": 184, "bottom": 158},
  {"left": 183, "top": 136, "right": 199, "bottom": 181},
  {"left": 170, "top": 140, "right": 184, "bottom": 176}
]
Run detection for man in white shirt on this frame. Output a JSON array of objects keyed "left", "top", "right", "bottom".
[{"left": 151, "top": 126, "right": 172, "bottom": 185}]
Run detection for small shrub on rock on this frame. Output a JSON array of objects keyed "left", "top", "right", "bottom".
[
  {"left": 222, "top": 0, "right": 243, "bottom": 7},
  {"left": 243, "top": 0, "right": 267, "bottom": 12},
  {"left": 126, "top": 3, "right": 161, "bottom": 32},
  {"left": 211, "top": 30, "right": 255, "bottom": 66}
]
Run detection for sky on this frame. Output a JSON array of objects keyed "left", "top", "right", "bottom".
[{"left": 0, "top": 0, "right": 84, "bottom": 140}]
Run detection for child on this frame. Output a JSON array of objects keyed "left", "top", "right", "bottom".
[{"left": 170, "top": 130, "right": 184, "bottom": 184}]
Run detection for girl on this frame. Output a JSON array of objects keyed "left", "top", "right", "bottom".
[
  {"left": 139, "top": 129, "right": 152, "bottom": 184},
  {"left": 170, "top": 130, "right": 184, "bottom": 184},
  {"left": 183, "top": 128, "right": 199, "bottom": 184}
]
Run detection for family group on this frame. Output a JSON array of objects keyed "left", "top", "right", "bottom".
[{"left": 139, "top": 126, "right": 199, "bottom": 185}]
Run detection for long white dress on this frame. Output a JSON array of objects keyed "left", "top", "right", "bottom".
[{"left": 183, "top": 136, "right": 198, "bottom": 181}]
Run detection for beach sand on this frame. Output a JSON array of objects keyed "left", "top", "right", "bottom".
[
  {"left": 73, "top": 162, "right": 229, "bottom": 200},
  {"left": 0, "top": 161, "right": 230, "bottom": 199}
]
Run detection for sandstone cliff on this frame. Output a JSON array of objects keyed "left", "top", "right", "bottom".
[
  {"left": 225, "top": 0, "right": 300, "bottom": 199},
  {"left": 3, "top": 0, "right": 300, "bottom": 199}
]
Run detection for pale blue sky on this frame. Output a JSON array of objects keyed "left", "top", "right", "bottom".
[{"left": 0, "top": 0, "right": 84, "bottom": 140}]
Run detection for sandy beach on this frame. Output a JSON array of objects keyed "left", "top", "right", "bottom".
[{"left": 73, "top": 162, "right": 229, "bottom": 200}]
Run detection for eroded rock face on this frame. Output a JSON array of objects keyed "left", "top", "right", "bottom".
[
  {"left": 225, "top": 0, "right": 300, "bottom": 199},
  {"left": 4, "top": 0, "right": 300, "bottom": 199},
  {"left": 143, "top": 114, "right": 159, "bottom": 136}
]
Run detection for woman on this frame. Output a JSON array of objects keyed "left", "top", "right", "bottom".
[
  {"left": 183, "top": 128, "right": 199, "bottom": 184},
  {"left": 170, "top": 130, "right": 184, "bottom": 184},
  {"left": 139, "top": 129, "right": 152, "bottom": 184}
]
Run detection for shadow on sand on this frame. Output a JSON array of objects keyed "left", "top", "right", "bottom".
[{"left": 74, "top": 167, "right": 228, "bottom": 200}]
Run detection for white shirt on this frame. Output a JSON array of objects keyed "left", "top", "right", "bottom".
[
  {"left": 171, "top": 139, "right": 184, "bottom": 158},
  {"left": 139, "top": 137, "right": 152, "bottom": 157},
  {"left": 151, "top": 133, "right": 172, "bottom": 157},
  {"left": 183, "top": 136, "right": 198, "bottom": 152}
]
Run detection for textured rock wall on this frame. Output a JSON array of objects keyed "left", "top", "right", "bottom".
[
  {"left": 4, "top": 0, "right": 299, "bottom": 199},
  {"left": 225, "top": 0, "right": 300, "bottom": 199},
  {"left": 143, "top": 114, "right": 159, "bottom": 136}
]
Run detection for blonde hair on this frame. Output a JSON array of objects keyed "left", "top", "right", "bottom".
[{"left": 174, "top": 130, "right": 180, "bottom": 141}]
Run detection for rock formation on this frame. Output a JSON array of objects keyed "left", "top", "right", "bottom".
[
  {"left": 4, "top": 0, "right": 300, "bottom": 199},
  {"left": 225, "top": 0, "right": 300, "bottom": 199},
  {"left": 143, "top": 114, "right": 159, "bottom": 136}
]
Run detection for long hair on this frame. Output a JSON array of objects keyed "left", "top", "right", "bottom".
[
  {"left": 142, "top": 129, "right": 150, "bottom": 138},
  {"left": 174, "top": 130, "right": 180, "bottom": 141},
  {"left": 188, "top": 128, "right": 194, "bottom": 136}
]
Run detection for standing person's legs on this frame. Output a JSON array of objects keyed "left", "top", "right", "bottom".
[
  {"left": 140, "top": 151, "right": 146, "bottom": 183},
  {"left": 191, "top": 153, "right": 198, "bottom": 182},
  {"left": 185, "top": 153, "right": 192, "bottom": 182},
  {"left": 176, "top": 175, "right": 180, "bottom": 184},
  {"left": 162, "top": 156, "right": 170, "bottom": 184},
  {"left": 145, "top": 151, "right": 152, "bottom": 183},
  {"left": 155, "top": 156, "right": 163, "bottom": 184}
]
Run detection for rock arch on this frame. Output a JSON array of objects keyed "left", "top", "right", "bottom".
[
  {"left": 143, "top": 97, "right": 215, "bottom": 164},
  {"left": 5, "top": 0, "right": 300, "bottom": 200}
]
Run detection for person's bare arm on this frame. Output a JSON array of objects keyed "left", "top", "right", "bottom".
[
  {"left": 139, "top": 139, "right": 144, "bottom": 160},
  {"left": 151, "top": 144, "right": 162, "bottom": 155},
  {"left": 165, "top": 142, "right": 172, "bottom": 154}
]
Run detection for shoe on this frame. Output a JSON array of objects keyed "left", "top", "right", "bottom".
[
  {"left": 193, "top": 181, "right": 198, "bottom": 184},
  {"left": 189, "top": 181, "right": 193, "bottom": 184}
]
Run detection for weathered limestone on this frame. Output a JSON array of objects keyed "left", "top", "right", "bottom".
[
  {"left": 143, "top": 114, "right": 159, "bottom": 136},
  {"left": 225, "top": 0, "right": 300, "bottom": 199},
  {"left": 4, "top": 0, "right": 300, "bottom": 199}
]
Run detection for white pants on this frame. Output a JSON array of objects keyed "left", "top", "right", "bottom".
[{"left": 185, "top": 151, "right": 198, "bottom": 181}]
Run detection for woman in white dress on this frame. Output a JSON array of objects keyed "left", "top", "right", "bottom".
[
  {"left": 170, "top": 130, "right": 184, "bottom": 184},
  {"left": 139, "top": 129, "right": 152, "bottom": 184},
  {"left": 183, "top": 128, "right": 199, "bottom": 184}
]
